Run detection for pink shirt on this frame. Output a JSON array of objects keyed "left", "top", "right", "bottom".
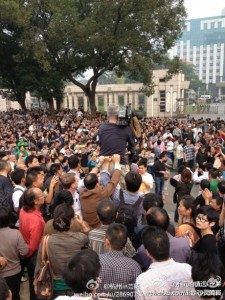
[{"left": 19, "top": 208, "right": 45, "bottom": 257}]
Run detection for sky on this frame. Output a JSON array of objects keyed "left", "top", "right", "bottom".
[{"left": 184, "top": 0, "right": 225, "bottom": 19}]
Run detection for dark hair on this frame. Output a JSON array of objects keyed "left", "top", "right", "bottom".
[
  {"left": 21, "top": 188, "right": 37, "bottom": 212},
  {"left": 49, "top": 163, "right": 62, "bottom": 175},
  {"left": 181, "top": 168, "right": 192, "bottom": 183},
  {"left": 63, "top": 250, "right": 100, "bottom": 294},
  {"left": 159, "top": 151, "right": 167, "bottom": 159},
  {"left": 53, "top": 203, "right": 74, "bottom": 232},
  {"left": 142, "top": 226, "right": 170, "bottom": 261},
  {"left": 138, "top": 159, "right": 147, "bottom": 168},
  {"left": 211, "top": 193, "right": 223, "bottom": 208},
  {"left": 125, "top": 172, "right": 142, "bottom": 193},
  {"left": 0, "top": 277, "right": 10, "bottom": 300},
  {"left": 51, "top": 190, "right": 74, "bottom": 214},
  {"left": 196, "top": 205, "right": 219, "bottom": 223},
  {"left": 218, "top": 181, "right": 225, "bottom": 195},
  {"left": 25, "top": 155, "right": 38, "bottom": 167},
  {"left": 209, "top": 168, "right": 220, "bottom": 179},
  {"left": 200, "top": 179, "right": 210, "bottom": 191},
  {"left": 26, "top": 166, "right": 44, "bottom": 187},
  {"left": 11, "top": 168, "right": 26, "bottom": 185},
  {"left": 84, "top": 173, "right": 98, "bottom": 190},
  {"left": 178, "top": 165, "right": 186, "bottom": 175},
  {"left": 0, "top": 206, "right": 10, "bottom": 228},
  {"left": 96, "top": 199, "right": 116, "bottom": 225},
  {"left": 191, "top": 253, "right": 225, "bottom": 298},
  {"left": 143, "top": 193, "right": 163, "bottom": 212},
  {"left": 180, "top": 195, "right": 197, "bottom": 219},
  {"left": 105, "top": 223, "right": 127, "bottom": 251},
  {"left": 68, "top": 155, "right": 80, "bottom": 169},
  {"left": 146, "top": 207, "right": 170, "bottom": 231}
]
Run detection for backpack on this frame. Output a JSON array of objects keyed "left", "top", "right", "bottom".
[{"left": 116, "top": 189, "right": 143, "bottom": 227}]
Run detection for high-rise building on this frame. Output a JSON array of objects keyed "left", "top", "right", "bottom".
[{"left": 171, "top": 9, "right": 225, "bottom": 94}]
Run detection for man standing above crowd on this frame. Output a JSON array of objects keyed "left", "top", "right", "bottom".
[{"left": 98, "top": 104, "right": 138, "bottom": 166}]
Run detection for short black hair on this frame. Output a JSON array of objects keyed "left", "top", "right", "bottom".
[
  {"left": 196, "top": 205, "right": 219, "bottom": 223},
  {"left": 200, "top": 179, "right": 210, "bottom": 190},
  {"left": 159, "top": 151, "right": 167, "bottom": 159},
  {"left": 63, "top": 249, "right": 100, "bottom": 294},
  {"left": 105, "top": 223, "right": 127, "bottom": 251},
  {"left": 143, "top": 193, "right": 163, "bottom": 212},
  {"left": 26, "top": 166, "right": 44, "bottom": 187},
  {"left": 142, "top": 226, "right": 170, "bottom": 261},
  {"left": 125, "top": 172, "right": 142, "bottom": 193},
  {"left": 0, "top": 206, "right": 10, "bottom": 228},
  {"left": 209, "top": 168, "right": 220, "bottom": 179},
  {"left": 211, "top": 193, "right": 223, "bottom": 208},
  {"left": 49, "top": 163, "right": 62, "bottom": 175},
  {"left": 25, "top": 155, "right": 38, "bottom": 167},
  {"left": 68, "top": 155, "right": 80, "bottom": 169},
  {"left": 11, "top": 168, "right": 26, "bottom": 185},
  {"left": 51, "top": 190, "right": 74, "bottom": 214},
  {"left": 217, "top": 181, "right": 225, "bottom": 195},
  {"left": 84, "top": 173, "right": 98, "bottom": 190},
  {"left": 96, "top": 199, "right": 116, "bottom": 225},
  {"left": 138, "top": 159, "right": 147, "bottom": 168},
  {"left": 146, "top": 207, "right": 170, "bottom": 231}
]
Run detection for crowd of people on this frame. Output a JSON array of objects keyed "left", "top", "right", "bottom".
[{"left": 1, "top": 106, "right": 225, "bottom": 300}]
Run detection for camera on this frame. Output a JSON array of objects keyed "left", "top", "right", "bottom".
[{"left": 117, "top": 104, "right": 132, "bottom": 126}]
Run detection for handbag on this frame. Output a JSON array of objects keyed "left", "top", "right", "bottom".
[{"left": 35, "top": 235, "right": 53, "bottom": 299}]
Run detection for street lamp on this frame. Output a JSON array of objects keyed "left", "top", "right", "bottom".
[{"left": 192, "top": 102, "right": 196, "bottom": 112}]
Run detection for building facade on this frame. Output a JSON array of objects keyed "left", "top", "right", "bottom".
[
  {"left": 170, "top": 10, "right": 225, "bottom": 95},
  {"left": 64, "top": 70, "right": 189, "bottom": 118},
  {"left": 0, "top": 70, "right": 189, "bottom": 117}
]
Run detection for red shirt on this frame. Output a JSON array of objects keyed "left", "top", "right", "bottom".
[{"left": 19, "top": 208, "right": 45, "bottom": 257}]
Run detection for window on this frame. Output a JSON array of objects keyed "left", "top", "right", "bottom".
[
  {"left": 138, "top": 94, "right": 145, "bottom": 111},
  {"left": 160, "top": 91, "right": 166, "bottom": 112},
  {"left": 98, "top": 95, "right": 104, "bottom": 113},
  {"left": 118, "top": 95, "right": 124, "bottom": 106},
  {"left": 78, "top": 96, "right": 84, "bottom": 108},
  {"left": 159, "top": 78, "right": 166, "bottom": 82}
]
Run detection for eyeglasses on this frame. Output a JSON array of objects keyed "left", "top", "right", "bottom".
[{"left": 196, "top": 215, "right": 209, "bottom": 223}]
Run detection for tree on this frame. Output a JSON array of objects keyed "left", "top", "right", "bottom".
[
  {"left": 22, "top": 0, "right": 186, "bottom": 115},
  {"left": 0, "top": 0, "right": 65, "bottom": 112}
]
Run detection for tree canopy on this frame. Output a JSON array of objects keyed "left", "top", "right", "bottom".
[{"left": 0, "top": 0, "right": 187, "bottom": 113}]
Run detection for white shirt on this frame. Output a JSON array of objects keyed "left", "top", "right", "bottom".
[
  {"left": 166, "top": 141, "right": 174, "bottom": 152},
  {"left": 12, "top": 185, "right": 25, "bottom": 210},
  {"left": 193, "top": 171, "right": 209, "bottom": 183},
  {"left": 163, "top": 132, "right": 173, "bottom": 141},
  {"left": 135, "top": 258, "right": 196, "bottom": 300},
  {"left": 176, "top": 144, "right": 184, "bottom": 159},
  {"left": 140, "top": 172, "right": 154, "bottom": 193}
]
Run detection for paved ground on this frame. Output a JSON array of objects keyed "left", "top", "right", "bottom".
[{"left": 20, "top": 171, "right": 200, "bottom": 298}]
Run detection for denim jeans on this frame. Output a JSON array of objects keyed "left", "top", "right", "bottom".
[{"left": 155, "top": 176, "right": 164, "bottom": 196}]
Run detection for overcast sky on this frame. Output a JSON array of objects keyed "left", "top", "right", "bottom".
[{"left": 184, "top": 0, "right": 225, "bottom": 19}]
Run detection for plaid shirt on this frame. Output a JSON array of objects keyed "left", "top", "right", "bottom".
[
  {"left": 183, "top": 144, "right": 195, "bottom": 161},
  {"left": 98, "top": 251, "right": 141, "bottom": 299}
]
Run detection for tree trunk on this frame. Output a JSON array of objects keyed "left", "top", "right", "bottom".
[
  {"left": 47, "top": 98, "right": 56, "bottom": 117},
  {"left": 56, "top": 99, "right": 61, "bottom": 111},
  {"left": 18, "top": 98, "right": 27, "bottom": 111},
  {"left": 88, "top": 92, "right": 97, "bottom": 116}
]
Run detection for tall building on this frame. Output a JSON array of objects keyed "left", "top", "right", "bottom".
[{"left": 171, "top": 9, "right": 225, "bottom": 95}]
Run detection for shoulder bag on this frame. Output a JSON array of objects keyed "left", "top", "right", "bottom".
[{"left": 35, "top": 235, "right": 53, "bottom": 299}]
